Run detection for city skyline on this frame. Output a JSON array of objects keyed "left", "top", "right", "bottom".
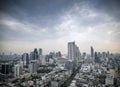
[{"left": 0, "top": 0, "right": 120, "bottom": 54}]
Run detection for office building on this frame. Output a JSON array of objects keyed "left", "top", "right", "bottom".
[
  {"left": 68, "top": 41, "right": 81, "bottom": 63},
  {"left": 68, "top": 42, "right": 76, "bottom": 60},
  {"left": 56, "top": 51, "right": 62, "bottom": 58},
  {"left": 22, "top": 53, "right": 29, "bottom": 67},
  {"left": 65, "top": 60, "right": 75, "bottom": 70},
  {"left": 33, "top": 48, "right": 38, "bottom": 60},
  {"left": 14, "top": 64, "right": 22, "bottom": 78},
  {"left": 90, "top": 46, "right": 94, "bottom": 58},
  {"left": 30, "top": 52, "right": 34, "bottom": 60},
  {"left": 0, "top": 63, "right": 13, "bottom": 74},
  {"left": 29, "top": 60, "right": 38, "bottom": 74},
  {"left": 39, "top": 48, "right": 42, "bottom": 56}
]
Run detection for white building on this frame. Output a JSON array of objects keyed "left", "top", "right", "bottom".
[
  {"left": 105, "top": 74, "right": 114, "bottom": 85},
  {"left": 22, "top": 53, "right": 29, "bottom": 67},
  {"left": 14, "top": 64, "right": 22, "bottom": 78},
  {"left": 68, "top": 42, "right": 76, "bottom": 60},
  {"left": 40, "top": 55, "right": 46, "bottom": 65},
  {"left": 29, "top": 60, "right": 38, "bottom": 74},
  {"left": 17, "top": 60, "right": 24, "bottom": 69},
  {"left": 68, "top": 41, "right": 81, "bottom": 64}
]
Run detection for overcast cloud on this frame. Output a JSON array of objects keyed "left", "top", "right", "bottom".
[{"left": 0, "top": 0, "right": 120, "bottom": 54}]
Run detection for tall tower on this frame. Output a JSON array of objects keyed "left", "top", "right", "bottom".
[
  {"left": 29, "top": 60, "right": 38, "bottom": 74},
  {"left": 22, "top": 53, "right": 29, "bottom": 67},
  {"left": 14, "top": 64, "right": 22, "bottom": 78},
  {"left": 91, "top": 46, "right": 94, "bottom": 58},
  {"left": 68, "top": 41, "right": 81, "bottom": 66},
  {"left": 33, "top": 48, "right": 38, "bottom": 60},
  {"left": 39, "top": 48, "right": 42, "bottom": 56},
  {"left": 68, "top": 42, "right": 76, "bottom": 60}
]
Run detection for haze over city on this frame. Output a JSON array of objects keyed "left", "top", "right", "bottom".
[{"left": 0, "top": 0, "right": 120, "bottom": 54}]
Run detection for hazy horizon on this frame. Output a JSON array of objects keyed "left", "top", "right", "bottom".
[{"left": 0, "top": 0, "right": 120, "bottom": 54}]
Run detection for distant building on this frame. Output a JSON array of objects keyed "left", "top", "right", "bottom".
[
  {"left": 56, "top": 51, "right": 62, "bottom": 58},
  {"left": 33, "top": 48, "right": 38, "bottom": 60},
  {"left": 97, "top": 52, "right": 101, "bottom": 58},
  {"left": 22, "top": 53, "right": 29, "bottom": 67},
  {"left": 14, "top": 64, "right": 22, "bottom": 78},
  {"left": 45, "top": 55, "right": 50, "bottom": 63},
  {"left": 30, "top": 52, "right": 34, "bottom": 60},
  {"left": 95, "top": 52, "right": 100, "bottom": 63},
  {"left": 82, "top": 52, "right": 86, "bottom": 59},
  {"left": 75, "top": 46, "right": 81, "bottom": 61},
  {"left": 0, "top": 63, "right": 13, "bottom": 74},
  {"left": 65, "top": 60, "right": 75, "bottom": 70},
  {"left": 41, "top": 55, "right": 46, "bottom": 65},
  {"left": 90, "top": 46, "right": 94, "bottom": 58},
  {"left": 102, "top": 52, "right": 107, "bottom": 58},
  {"left": 49, "top": 52, "right": 56, "bottom": 58},
  {"left": 68, "top": 41, "right": 81, "bottom": 63},
  {"left": 29, "top": 60, "right": 38, "bottom": 74},
  {"left": 68, "top": 42, "right": 76, "bottom": 60},
  {"left": 39, "top": 48, "right": 42, "bottom": 56},
  {"left": 106, "top": 51, "right": 110, "bottom": 58}
]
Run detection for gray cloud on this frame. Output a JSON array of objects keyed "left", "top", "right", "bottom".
[{"left": 0, "top": 0, "right": 120, "bottom": 53}]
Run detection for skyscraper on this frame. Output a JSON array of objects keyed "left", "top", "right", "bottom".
[
  {"left": 91, "top": 46, "right": 94, "bottom": 58},
  {"left": 1, "top": 63, "right": 13, "bottom": 74},
  {"left": 14, "top": 64, "right": 22, "bottom": 78},
  {"left": 30, "top": 52, "right": 34, "bottom": 60},
  {"left": 94, "top": 52, "right": 100, "bottom": 63},
  {"left": 29, "top": 60, "right": 38, "bottom": 74},
  {"left": 68, "top": 42, "right": 76, "bottom": 60},
  {"left": 39, "top": 48, "right": 42, "bottom": 56},
  {"left": 68, "top": 41, "right": 81, "bottom": 63},
  {"left": 75, "top": 46, "right": 81, "bottom": 61},
  {"left": 33, "top": 48, "right": 38, "bottom": 60},
  {"left": 22, "top": 53, "right": 29, "bottom": 67}
]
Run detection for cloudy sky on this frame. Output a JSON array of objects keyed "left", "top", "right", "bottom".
[{"left": 0, "top": 0, "right": 120, "bottom": 54}]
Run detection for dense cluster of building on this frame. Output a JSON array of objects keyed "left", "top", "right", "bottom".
[{"left": 0, "top": 41, "right": 120, "bottom": 87}]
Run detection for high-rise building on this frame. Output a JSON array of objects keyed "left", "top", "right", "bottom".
[
  {"left": 33, "top": 48, "right": 38, "bottom": 60},
  {"left": 29, "top": 60, "right": 38, "bottom": 74},
  {"left": 22, "top": 53, "right": 29, "bottom": 67},
  {"left": 30, "top": 52, "right": 34, "bottom": 60},
  {"left": 82, "top": 52, "right": 86, "bottom": 59},
  {"left": 75, "top": 46, "right": 81, "bottom": 61},
  {"left": 68, "top": 42, "right": 76, "bottom": 60},
  {"left": 14, "top": 64, "right": 22, "bottom": 78},
  {"left": 95, "top": 52, "right": 100, "bottom": 63},
  {"left": 90, "top": 46, "right": 94, "bottom": 58},
  {"left": 106, "top": 51, "right": 110, "bottom": 58},
  {"left": 102, "top": 52, "right": 106, "bottom": 58},
  {"left": 68, "top": 41, "right": 81, "bottom": 63},
  {"left": 56, "top": 51, "right": 62, "bottom": 58},
  {"left": 0, "top": 63, "right": 13, "bottom": 74},
  {"left": 39, "top": 48, "right": 42, "bottom": 56}
]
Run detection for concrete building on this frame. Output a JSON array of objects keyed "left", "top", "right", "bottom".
[
  {"left": 65, "top": 60, "right": 75, "bottom": 70},
  {"left": 14, "top": 64, "right": 22, "bottom": 78},
  {"left": 33, "top": 48, "right": 39, "bottom": 60},
  {"left": 90, "top": 46, "right": 94, "bottom": 58},
  {"left": 22, "top": 53, "right": 29, "bottom": 67},
  {"left": 68, "top": 41, "right": 81, "bottom": 64},
  {"left": 39, "top": 48, "right": 42, "bottom": 56},
  {"left": 29, "top": 60, "right": 38, "bottom": 74},
  {"left": 0, "top": 63, "right": 13, "bottom": 74},
  {"left": 105, "top": 74, "right": 114, "bottom": 86},
  {"left": 68, "top": 42, "right": 76, "bottom": 60}
]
